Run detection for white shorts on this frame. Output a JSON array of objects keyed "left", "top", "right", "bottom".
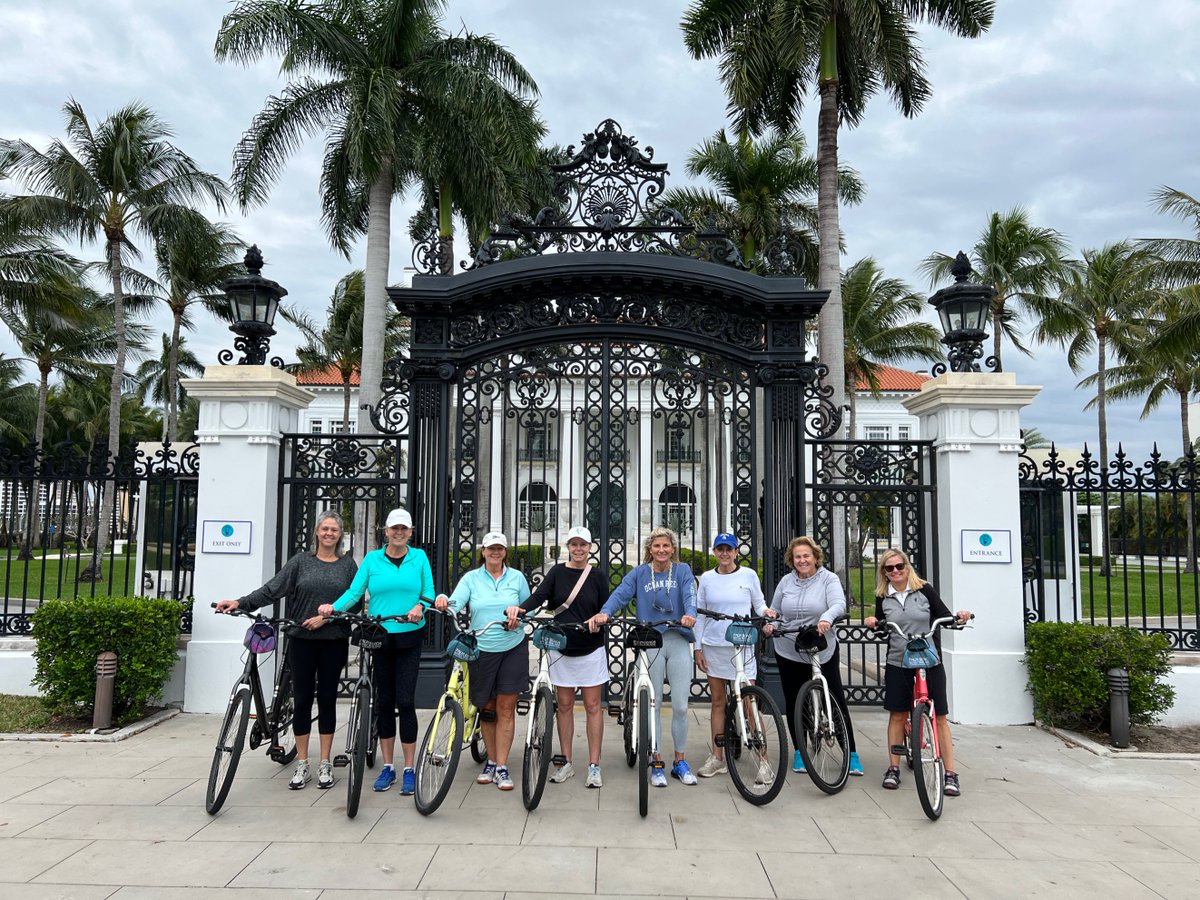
[
  {"left": 701, "top": 643, "right": 757, "bottom": 681},
  {"left": 548, "top": 646, "right": 609, "bottom": 688}
]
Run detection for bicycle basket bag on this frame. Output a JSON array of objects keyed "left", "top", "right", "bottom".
[
  {"left": 625, "top": 623, "right": 663, "bottom": 650},
  {"left": 902, "top": 637, "right": 940, "bottom": 669},
  {"left": 532, "top": 624, "right": 569, "bottom": 652},
  {"left": 351, "top": 622, "right": 387, "bottom": 651},
  {"left": 447, "top": 632, "right": 480, "bottom": 662},
  {"left": 794, "top": 626, "right": 827, "bottom": 655},
  {"left": 724, "top": 620, "right": 759, "bottom": 646},
  {"left": 244, "top": 622, "right": 276, "bottom": 654}
]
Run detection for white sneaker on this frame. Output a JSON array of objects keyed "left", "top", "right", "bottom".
[
  {"left": 550, "top": 761, "right": 576, "bottom": 783},
  {"left": 288, "top": 759, "right": 310, "bottom": 790},
  {"left": 586, "top": 763, "right": 603, "bottom": 788},
  {"left": 754, "top": 759, "right": 775, "bottom": 786},
  {"left": 697, "top": 754, "right": 727, "bottom": 777},
  {"left": 316, "top": 759, "right": 334, "bottom": 789}
]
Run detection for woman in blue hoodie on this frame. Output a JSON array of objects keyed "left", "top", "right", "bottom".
[{"left": 590, "top": 527, "right": 698, "bottom": 786}]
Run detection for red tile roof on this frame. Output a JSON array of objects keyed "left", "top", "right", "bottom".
[
  {"left": 855, "top": 365, "right": 930, "bottom": 392},
  {"left": 295, "top": 365, "right": 359, "bottom": 386}
]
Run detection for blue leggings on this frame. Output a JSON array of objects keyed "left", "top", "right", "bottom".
[{"left": 648, "top": 629, "right": 693, "bottom": 755}]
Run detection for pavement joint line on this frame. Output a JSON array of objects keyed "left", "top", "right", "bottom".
[
  {"left": 1041, "top": 722, "right": 1200, "bottom": 760},
  {"left": 0, "top": 707, "right": 180, "bottom": 742}
]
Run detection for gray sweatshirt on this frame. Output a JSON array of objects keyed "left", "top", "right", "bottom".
[{"left": 238, "top": 552, "right": 359, "bottom": 640}]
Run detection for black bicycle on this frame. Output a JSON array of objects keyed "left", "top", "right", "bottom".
[
  {"left": 324, "top": 610, "right": 407, "bottom": 818},
  {"left": 206, "top": 604, "right": 298, "bottom": 814}
]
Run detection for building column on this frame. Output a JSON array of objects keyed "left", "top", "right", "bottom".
[
  {"left": 180, "top": 366, "right": 314, "bottom": 714},
  {"left": 902, "top": 372, "right": 1041, "bottom": 725}
]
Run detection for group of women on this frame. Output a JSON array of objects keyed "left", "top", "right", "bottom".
[{"left": 217, "top": 509, "right": 971, "bottom": 802}]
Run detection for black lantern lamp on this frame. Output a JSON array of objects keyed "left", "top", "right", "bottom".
[
  {"left": 218, "top": 245, "right": 287, "bottom": 367},
  {"left": 929, "top": 251, "right": 998, "bottom": 374}
]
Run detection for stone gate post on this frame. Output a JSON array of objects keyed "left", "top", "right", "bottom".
[
  {"left": 903, "top": 372, "right": 1041, "bottom": 724},
  {"left": 180, "top": 366, "right": 313, "bottom": 713}
]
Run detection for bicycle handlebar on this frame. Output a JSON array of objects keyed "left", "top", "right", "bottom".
[
  {"left": 210, "top": 602, "right": 298, "bottom": 628},
  {"left": 517, "top": 611, "right": 605, "bottom": 633},
  {"left": 874, "top": 614, "right": 974, "bottom": 640},
  {"left": 423, "top": 604, "right": 515, "bottom": 636},
  {"left": 323, "top": 610, "right": 410, "bottom": 626}
]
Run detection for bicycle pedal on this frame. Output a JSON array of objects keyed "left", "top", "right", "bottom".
[
  {"left": 515, "top": 699, "right": 530, "bottom": 716},
  {"left": 332, "top": 754, "right": 350, "bottom": 767},
  {"left": 890, "top": 744, "right": 906, "bottom": 756},
  {"left": 714, "top": 734, "right": 726, "bottom": 748}
]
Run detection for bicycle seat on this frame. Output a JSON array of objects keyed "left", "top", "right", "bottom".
[{"left": 793, "top": 625, "right": 827, "bottom": 654}]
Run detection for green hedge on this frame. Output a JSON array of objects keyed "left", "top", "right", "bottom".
[
  {"left": 1024, "top": 622, "right": 1175, "bottom": 730},
  {"left": 32, "top": 595, "right": 183, "bottom": 715}
]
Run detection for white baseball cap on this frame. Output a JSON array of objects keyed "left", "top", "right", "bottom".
[
  {"left": 565, "top": 525, "right": 593, "bottom": 545},
  {"left": 482, "top": 531, "right": 508, "bottom": 548},
  {"left": 385, "top": 508, "right": 412, "bottom": 528}
]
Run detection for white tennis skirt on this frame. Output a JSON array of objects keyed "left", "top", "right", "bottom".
[
  {"left": 701, "top": 643, "right": 757, "bottom": 681},
  {"left": 548, "top": 646, "right": 609, "bottom": 688}
]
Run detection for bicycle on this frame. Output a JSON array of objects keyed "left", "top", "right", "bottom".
[
  {"left": 323, "top": 609, "right": 407, "bottom": 819},
  {"left": 609, "top": 617, "right": 683, "bottom": 818},
  {"left": 206, "top": 603, "right": 299, "bottom": 815},
  {"left": 694, "top": 608, "right": 788, "bottom": 805},
  {"left": 518, "top": 613, "right": 604, "bottom": 811},
  {"left": 770, "top": 616, "right": 851, "bottom": 795},
  {"left": 874, "top": 614, "right": 973, "bottom": 820},
  {"left": 412, "top": 609, "right": 507, "bottom": 816}
]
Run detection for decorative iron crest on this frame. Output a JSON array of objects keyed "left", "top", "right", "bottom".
[
  {"left": 456, "top": 118, "right": 743, "bottom": 270},
  {"left": 1018, "top": 443, "right": 1200, "bottom": 492}
]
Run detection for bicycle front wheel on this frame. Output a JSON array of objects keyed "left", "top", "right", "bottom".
[
  {"left": 623, "top": 676, "right": 637, "bottom": 768},
  {"left": 726, "top": 685, "right": 787, "bottom": 805},
  {"left": 637, "top": 687, "right": 651, "bottom": 818},
  {"left": 522, "top": 686, "right": 555, "bottom": 811},
  {"left": 414, "top": 695, "right": 464, "bottom": 816},
  {"left": 206, "top": 688, "right": 251, "bottom": 815},
  {"left": 795, "top": 680, "right": 850, "bottom": 795},
  {"left": 346, "top": 683, "right": 371, "bottom": 819},
  {"left": 469, "top": 719, "right": 487, "bottom": 763},
  {"left": 912, "top": 702, "right": 944, "bottom": 820},
  {"left": 267, "top": 671, "right": 297, "bottom": 765}
]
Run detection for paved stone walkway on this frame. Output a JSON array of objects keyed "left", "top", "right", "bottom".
[{"left": 1, "top": 706, "right": 1198, "bottom": 898}]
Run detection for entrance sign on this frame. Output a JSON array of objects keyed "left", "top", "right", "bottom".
[
  {"left": 201, "top": 519, "right": 253, "bottom": 554},
  {"left": 961, "top": 529, "right": 1011, "bottom": 563}
]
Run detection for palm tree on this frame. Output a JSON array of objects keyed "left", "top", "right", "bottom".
[
  {"left": 1019, "top": 427, "right": 1051, "bottom": 450},
  {"left": 0, "top": 99, "right": 227, "bottom": 578},
  {"left": 215, "top": 0, "right": 540, "bottom": 427},
  {"left": 842, "top": 258, "right": 943, "bottom": 441},
  {"left": 920, "top": 208, "right": 1069, "bottom": 370},
  {"left": 1140, "top": 186, "right": 1200, "bottom": 287},
  {"left": 682, "top": 0, "right": 994, "bottom": 434},
  {"left": 134, "top": 333, "right": 204, "bottom": 441},
  {"left": 657, "top": 128, "right": 864, "bottom": 278},
  {"left": 0, "top": 354, "right": 34, "bottom": 444}
]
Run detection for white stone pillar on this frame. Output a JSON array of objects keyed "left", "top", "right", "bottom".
[
  {"left": 179, "top": 366, "right": 314, "bottom": 714},
  {"left": 902, "top": 372, "right": 1041, "bottom": 725}
]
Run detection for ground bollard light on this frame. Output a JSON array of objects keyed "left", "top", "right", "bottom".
[
  {"left": 92, "top": 650, "right": 118, "bottom": 732},
  {"left": 1108, "top": 666, "right": 1131, "bottom": 749}
]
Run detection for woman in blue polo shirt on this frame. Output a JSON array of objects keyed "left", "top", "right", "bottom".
[
  {"left": 434, "top": 531, "right": 531, "bottom": 791},
  {"left": 319, "top": 508, "right": 433, "bottom": 796}
]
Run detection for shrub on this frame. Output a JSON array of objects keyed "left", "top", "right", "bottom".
[
  {"left": 509, "top": 543, "right": 542, "bottom": 571},
  {"left": 1024, "top": 622, "right": 1175, "bottom": 730},
  {"left": 32, "top": 595, "right": 183, "bottom": 716}
]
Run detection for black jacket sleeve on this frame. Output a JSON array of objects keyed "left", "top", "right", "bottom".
[
  {"left": 237, "top": 553, "right": 302, "bottom": 612},
  {"left": 922, "top": 583, "right": 954, "bottom": 624}
]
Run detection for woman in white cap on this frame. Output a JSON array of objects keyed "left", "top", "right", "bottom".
[
  {"left": 694, "top": 532, "right": 775, "bottom": 778},
  {"left": 319, "top": 508, "right": 434, "bottom": 796},
  {"left": 512, "top": 525, "right": 610, "bottom": 788},
  {"left": 434, "top": 531, "right": 531, "bottom": 791},
  {"left": 217, "top": 510, "right": 357, "bottom": 791}
]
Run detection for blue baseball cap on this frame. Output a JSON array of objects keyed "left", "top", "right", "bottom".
[{"left": 712, "top": 532, "right": 738, "bottom": 550}]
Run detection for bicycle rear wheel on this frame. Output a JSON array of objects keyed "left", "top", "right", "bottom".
[
  {"left": 346, "top": 683, "right": 371, "bottom": 819},
  {"left": 912, "top": 702, "right": 944, "bottom": 820},
  {"left": 726, "top": 685, "right": 787, "bottom": 805},
  {"left": 623, "top": 676, "right": 637, "bottom": 768},
  {"left": 267, "top": 670, "right": 297, "bottom": 765},
  {"left": 795, "top": 680, "right": 850, "bottom": 794},
  {"left": 637, "top": 687, "right": 650, "bottom": 818},
  {"left": 206, "top": 688, "right": 251, "bottom": 814},
  {"left": 414, "top": 695, "right": 464, "bottom": 816},
  {"left": 522, "top": 686, "right": 555, "bottom": 810},
  {"left": 469, "top": 718, "right": 487, "bottom": 763}
]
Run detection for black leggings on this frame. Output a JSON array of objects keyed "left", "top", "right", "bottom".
[
  {"left": 374, "top": 636, "right": 422, "bottom": 743},
  {"left": 776, "top": 646, "right": 857, "bottom": 753},
  {"left": 288, "top": 637, "right": 349, "bottom": 736}
]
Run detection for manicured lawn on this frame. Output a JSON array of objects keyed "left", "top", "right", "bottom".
[
  {"left": 0, "top": 694, "right": 53, "bottom": 732},
  {"left": 0, "top": 553, "right": 136, "bottom": 602},
  {"left": 1078, "top": 564, "right": 1199, "bottom": 619}
]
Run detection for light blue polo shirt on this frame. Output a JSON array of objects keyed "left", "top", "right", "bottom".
[{"left": 447, "top": 565, "right": 531, "bottom": 652}]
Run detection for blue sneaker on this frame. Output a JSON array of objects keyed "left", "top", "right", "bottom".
[
  {"left": 373, "top": 765, "right": 396, "bottom": 792},
  {"left": 671, "top": 759, "right": 698, "bottom": 785},
  {"left": 793, "top": 749, "right": 806, "bottom": 773},
  {"left": 849, "top": 751, "right": 864, "bottom": 776},
  {"left": 400, "top": 767, "right": 415, "bottom": 795}
]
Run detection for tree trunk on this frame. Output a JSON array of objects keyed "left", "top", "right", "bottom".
[
  {"left": 83, "top": 238, "right": 127, "bottom": 581},
  {"left": 343, "top": 380, "right": 352, "bottom": 432},
  {"left": 846, "top": 384, "right": 862, "bottom": 568},
  {"left": 1097, "top": 336, "right": 1111, "bottom": 577},
  {"left": 167, "top": 306, "right": 183, "bottom": 442},
  {"left": 1182, "top": 387, "right": 1196, "bottom": 574},
  {"left": 993, "top": 298, "right": 1004, "bottom": 371},
  {"left": 358, "top": 164, "right": 393, "bottom": 438},
  {"left": 19, "top": 369, "right": 52, "bottom": 560}
]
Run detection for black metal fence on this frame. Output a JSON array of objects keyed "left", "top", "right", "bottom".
[
  {"left": 1020, "top": 444, "right": 1200, "bottom": 651},
  {"left": 0, "top": 438, "right": 199, "bottom": 636}
]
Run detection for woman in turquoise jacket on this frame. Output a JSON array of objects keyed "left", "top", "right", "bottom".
[{"left": 319, "top": 508, "right": 433, "bottom": 796}]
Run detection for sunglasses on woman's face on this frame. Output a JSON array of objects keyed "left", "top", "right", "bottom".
[{"left": 883, "top": 562, "right": 906, "bottom": 572}]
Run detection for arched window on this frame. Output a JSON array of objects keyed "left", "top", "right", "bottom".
[
  {"left": 519, "top": 481, "right": 557, "bottom": 532},
  {"left": 658, "top": 483, "right": 696, "bottom": 534},
  {"left": 586, "top": 483, "right": 626, "bottom": 540}
]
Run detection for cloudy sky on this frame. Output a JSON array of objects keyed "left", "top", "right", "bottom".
[{"left": 3, "top": 0, "right": 1199, "bottom": 461}]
